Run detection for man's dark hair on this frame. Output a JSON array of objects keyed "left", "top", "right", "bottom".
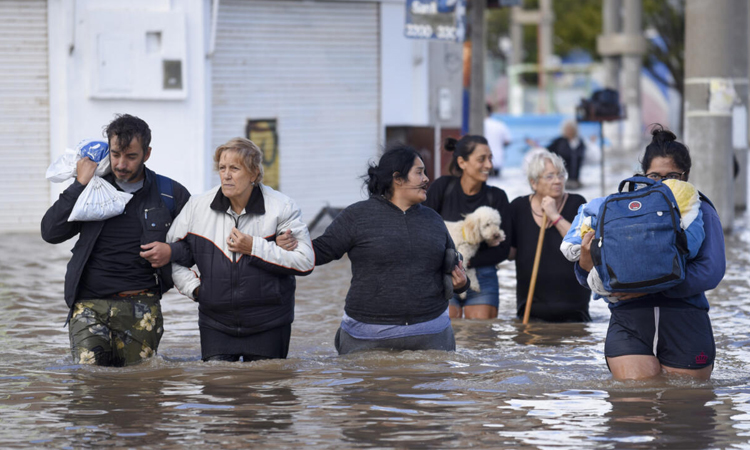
[{"left": 104, "top": 114, "right": 151, "bottom": 152}]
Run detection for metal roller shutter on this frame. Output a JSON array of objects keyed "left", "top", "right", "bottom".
[
  {"left": 0, "top": 0, "right": 49, "bottom": 232},
  {"left": 212, "top": 0, "right": 379, "bottom": 221}
]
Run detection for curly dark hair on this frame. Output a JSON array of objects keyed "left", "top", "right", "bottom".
[{"left": 104, "top": 114, "right": 151, "bottom": 152}]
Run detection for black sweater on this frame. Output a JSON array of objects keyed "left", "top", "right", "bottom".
[
  {"left": 313, "top": 196, "right": 458, "bottom": 325},
  {"left": 424, "top": 176, "right": 511, "bottom": 267},
  {"left": 507, "top": 193, "right": 591, "bottom": 322}
]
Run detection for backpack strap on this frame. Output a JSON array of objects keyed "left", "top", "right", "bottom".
[
  {"left": 445, "top": 177, "right": 495, "bottom": 207},
  {"left": 156, "top": 174, "right": 176, "bottom": 217}
]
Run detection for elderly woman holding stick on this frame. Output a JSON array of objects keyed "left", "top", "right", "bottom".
[{"left": 506, "top": 149, "right": 591, "bottom": 322}]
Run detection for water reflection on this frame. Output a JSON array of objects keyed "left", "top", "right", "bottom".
[
  {"left": 601, "top": 388, "right": 718, "bottom": 449},
  {"left": 191, "top": 369, "right": 297, "bottom": 438},
  {"left": 2, "top": 229, "right": 750, "bottom": 448},
  {"left": 62, "top": 370, "right": 172, "bottom": 446}
]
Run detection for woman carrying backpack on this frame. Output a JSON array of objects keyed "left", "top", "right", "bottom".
[{"left": 577, "top": 126, "right": 726, "bottom": 381}]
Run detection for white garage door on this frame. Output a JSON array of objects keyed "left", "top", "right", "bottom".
[
  {"left": 0, "top": 0, "right": 50, "bottom": 232},
  {"left": 212, "top": 0, "right": 380, "bottom": 222}
]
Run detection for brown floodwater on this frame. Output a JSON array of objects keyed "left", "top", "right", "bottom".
[
  {"left": 4, "top": 156, "right": 750, "bottom": 449},
  {"left": 1, "top": 221, "right": 749, "bottom": 449}
]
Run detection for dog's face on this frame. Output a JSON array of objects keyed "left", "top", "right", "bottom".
[{"left": 464, "top": 206, "right": 504, "bottom": 245}]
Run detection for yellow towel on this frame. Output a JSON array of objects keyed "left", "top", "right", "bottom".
[{"left": 663, "top": 179, "right": 700, "bottom": 228}]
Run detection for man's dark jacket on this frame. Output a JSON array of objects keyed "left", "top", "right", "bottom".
[{"left": 41, "top": 167, "right": 190, "bottom": 309}]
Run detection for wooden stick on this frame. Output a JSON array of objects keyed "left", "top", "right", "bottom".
[{"left": 523, "top": 212, "right": 547, "bottom": 324}]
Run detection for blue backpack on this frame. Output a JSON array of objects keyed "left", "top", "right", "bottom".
[
  {"left": 590, "top": 176, "right": 689, "bottom": 293},
  {"left": 156, "top": 174, "right": 176, "bottom": 217}
]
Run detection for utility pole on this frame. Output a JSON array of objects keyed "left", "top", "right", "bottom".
[
  {"left": 467, "top": 0, "right": 486, "bottom": 136},
  {"left": 600, "top": 0, "right": 620, "bottom": 90},
  {"left": 597, "top": 0, "right": 645, "bottom": 157},
  {"left": 684, "top": 0, "right": 748, "bottom": 232},
  {"left": 620, "top": 0, "right": 642, "bottom": 153},
  {"left": 509, "top": 2, "right": 554, "bottom": 115},
  {"left": 537, "top": 0, "right": 553, "bottom": 114}
]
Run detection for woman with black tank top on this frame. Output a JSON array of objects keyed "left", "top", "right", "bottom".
[
  {"left": 424, "top": 135, "right": 511, "bottom": 319},
  {"left": 506, "top": 148, "right": 591, "bottom": 322}
]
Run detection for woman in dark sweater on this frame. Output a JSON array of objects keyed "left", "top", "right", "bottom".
[
  {"left": 507, "top": 148, "right": 591, "bottom": 322},
  {"left": 302, "top": 144, "right": 469, "bottom": 355},
  {"left": 424, "top": 135, "right": 510, "bottom": 319}
]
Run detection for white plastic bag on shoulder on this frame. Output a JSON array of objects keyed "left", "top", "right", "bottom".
[
  {"left": 46, "top": 140, "right": 111, "bottom": 183},
  {"left": 67, "top": 176, "right": 133, "bottom": 222}
]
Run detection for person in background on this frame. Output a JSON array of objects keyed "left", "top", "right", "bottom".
[
  {"left": 506, "top": 148, "right": 591, "bottom": 322},
  {"left": 167, "top": 138, "right": 314, "bottom": 362},
  {"left": 424, "top": 135, "right": 510, "bottom": 320},
  {"left": 483, "top": 104, "right": 512, "bottom": 178},
  {"left": 548, "top": 120, "right": 586, "bottom": 190},
  {"left": 576, "top": 126, "right": 725, "bottom": 381},
  {"left": 41, "top": 114, "right": 190, "bottom": 366},
  {"left": 280, "top": 144, "right": 469, "bottom": 354}
]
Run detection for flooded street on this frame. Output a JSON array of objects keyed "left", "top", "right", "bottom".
[{"left": 2, "top": 162, "right": 750, "bottom": 448}]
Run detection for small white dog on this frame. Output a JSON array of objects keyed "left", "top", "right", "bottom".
[{"left": 444, "top": 206, "right": 505, "bottom": 298}]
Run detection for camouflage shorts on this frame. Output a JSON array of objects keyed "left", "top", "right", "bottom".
[{"left": 69, "top": 292, "right": 163, "bottom": 367}]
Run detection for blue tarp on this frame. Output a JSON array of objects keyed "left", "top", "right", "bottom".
[{"left": 491, "top": 114, "right": 602, "bottom": 167}]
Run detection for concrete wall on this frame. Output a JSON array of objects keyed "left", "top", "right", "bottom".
[{"left": 48, "top": 0, "right": 209, "bottom": 200}]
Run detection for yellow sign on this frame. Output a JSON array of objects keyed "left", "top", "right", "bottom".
[{"left": 246, "top": 119, "right": 279, "bottom": 190}]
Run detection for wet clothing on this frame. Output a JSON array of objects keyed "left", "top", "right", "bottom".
[
  {"left": 575, "top": 197, "right": 725, "bottom": 371},
  {"left": 41, "top": 167, "right": 190, "bottom": 308},
  {"left": 78, "top": 185, "right": 161, "bottom": 298},
  {"left": 340, "top": 309, "right": 451, "bottom": 340},
  {"left": 605, "top": 304, "right": 715, "bottom": 370},
  {"left": 424, "top": 176, "right": 511, "bottom": 268},
  {"left": 335, "top": 325, "right": 456, "bottom": 355},
  {"left": 508, "top": 193, "right": 591, "bottom": 322},
  {"left": 199, "top": 323, "right": 291, "bottom": 361},
  {"left": 313, "top": 196, "right": 463, "bottom": 327},
  {"left": 68, "top": 292, "right": 163, "bottom": 366},
  {"left": 548, "top": 136, "right": 586, "bottom": 182},
  {"left": 42, "top": 167, "right": 189, "bottom": 366},
  {"left": 168, "top": 184, "right": 314, "bottom": 358},
  {"left": 449, "top": 265, "right": 500, "bottom": 308},
  {"left": 574, "top": 200, "right": 725, "bottom": 311}
]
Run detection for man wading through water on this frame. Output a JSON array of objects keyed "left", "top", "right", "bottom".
[{"left": 41, "top": 114, "right": 190, "bottom": 366}]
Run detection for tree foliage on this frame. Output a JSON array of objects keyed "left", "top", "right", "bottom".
[{"left": 486, "top": 0, "right": 602, "bottom": 63}]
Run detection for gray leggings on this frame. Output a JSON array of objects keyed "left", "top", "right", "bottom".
[{"left": 334, "top": 326, "right": 456, "bottom": 355}]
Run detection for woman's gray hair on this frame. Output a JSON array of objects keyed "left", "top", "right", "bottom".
[
  {"left": 213, "top": 137, "right": 264, "bottom": 184},
  {"left": 523, "top": 147, "right": 567, "bottom": 186}
]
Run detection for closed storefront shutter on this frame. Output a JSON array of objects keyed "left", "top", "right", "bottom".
[
  {"left": 212, "top": 0, "right": 379, "bottom": 221},
  {"left": 0, "top": 0, "right": 50, "bottom": 232}
]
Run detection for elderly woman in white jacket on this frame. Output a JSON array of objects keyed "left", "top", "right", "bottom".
[{"left": 167, "top": 137, "right": 314, "bottom": 362}]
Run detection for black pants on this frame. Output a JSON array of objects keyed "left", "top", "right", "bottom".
[{"left": 200, "top": 323, "right": 291, "bottom": 361}]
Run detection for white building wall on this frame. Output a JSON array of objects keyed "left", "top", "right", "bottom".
[
  {"left": 35, "top": 0, "right": 428, "bottom": 230},
  {"left": 381, "top": 1, "right": 430, "bottom": 127},
  {"left": 47, "top": 0, "right": 209, "bottom": 201}
]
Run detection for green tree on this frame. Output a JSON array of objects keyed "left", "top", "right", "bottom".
[{"left": 486, "top": 0, "right": 602, "bottom": 64}]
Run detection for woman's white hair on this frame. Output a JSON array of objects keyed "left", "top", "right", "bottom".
[{"left": 522, "top": 147, "right": 567, "bottom": 186}]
